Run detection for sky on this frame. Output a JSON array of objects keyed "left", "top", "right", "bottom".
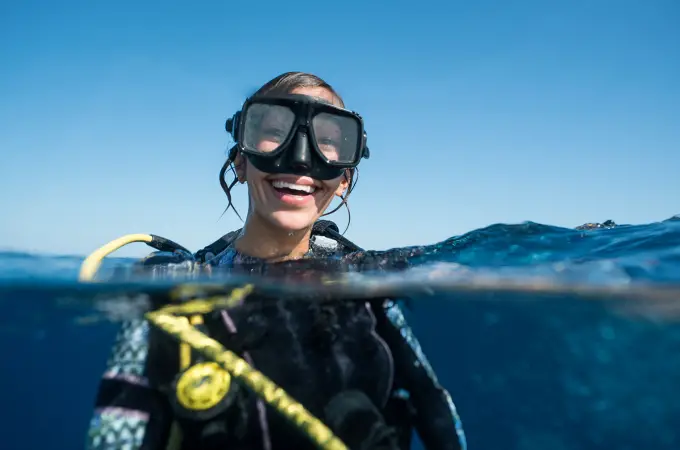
[{"left": 1, "top": 0, "right": 678, "bottom": 257}]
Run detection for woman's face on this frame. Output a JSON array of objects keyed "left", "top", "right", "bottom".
[{"left": 235, "top": 86, "right": 350, "bottom": 232}]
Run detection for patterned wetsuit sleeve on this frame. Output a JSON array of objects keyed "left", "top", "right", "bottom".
[
  {"left": 86, "top": 319, "right": 173, "bottom": 450},
  {"left": 377, "top": 300, "right": 467, "bottom": 450}
]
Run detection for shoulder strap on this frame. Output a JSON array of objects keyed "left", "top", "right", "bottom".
[
  {"left": 194, "top": 229, "right": 242, "bottom": 263},
  {"left": 194, "top": 220, "right": 362, "bottom": 263},
  {"left": 312, "top": 220, "right": 363, "bottom": 252}
]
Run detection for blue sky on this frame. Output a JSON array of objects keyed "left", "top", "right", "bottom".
[{"left": 1, "top": 0, "right": 678, "bottom": 257}]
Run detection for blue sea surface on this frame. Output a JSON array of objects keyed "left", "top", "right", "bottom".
[{"left": 1, "top": 218, "right": 680, "bottom": 450}]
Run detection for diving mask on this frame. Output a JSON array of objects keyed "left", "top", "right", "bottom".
[{"left": 226, "top": 94, "right": 370, "bottom": 180}]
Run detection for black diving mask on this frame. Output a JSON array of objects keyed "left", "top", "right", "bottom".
[{"left": 225, "top": 94, "right": 370, "bottom": 180}]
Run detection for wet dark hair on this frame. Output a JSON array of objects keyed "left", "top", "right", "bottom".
[{"left": 219, "top": 71, "right": 359, "bottom": 233}]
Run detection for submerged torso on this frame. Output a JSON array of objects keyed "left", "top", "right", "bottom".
[
  {"left": 224, "top": 298, "right": 393, "bottom": 412},
  {"left": 90, "top": 230, "right": 467, "bottom": 450},
  {"left": 159, "top": 239, "right": 395, "bottom": 449}
]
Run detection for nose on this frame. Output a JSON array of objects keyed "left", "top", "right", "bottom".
[{"left": 288, "top": 130, "right": 313, "bottom": 173}]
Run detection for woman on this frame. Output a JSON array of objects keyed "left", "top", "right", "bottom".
[{"left": 86, "top": 72, "right": 466, "bottom": 450}]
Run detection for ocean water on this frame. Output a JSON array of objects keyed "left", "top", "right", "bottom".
[{"left": 1, "top": 217, "right": 680, "bottom": 450}]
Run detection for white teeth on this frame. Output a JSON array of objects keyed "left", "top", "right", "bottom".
[{"left": 271, "top": 180, "right": 317, "bottom": 194}]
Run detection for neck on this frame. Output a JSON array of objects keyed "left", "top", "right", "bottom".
[{"left": 234, "top": 213, "right": 312, "bottom": 262}]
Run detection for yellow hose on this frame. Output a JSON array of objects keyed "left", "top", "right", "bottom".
[
  {"left": 79, "top": 234, "right": 348, "bottom": 450},
  {"left": 79, "top": 233, "right": 153, "bottom": 281},
  {"left": 145, "top": 310, "right": 347, "bottom": 450}
]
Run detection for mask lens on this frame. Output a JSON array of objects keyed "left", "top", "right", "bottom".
[
  {"left": 312, "top": 112, "right": 360, "bottom": 164},
  {"left": 242, "top": 104, "right": 296, "bottom": 153}
]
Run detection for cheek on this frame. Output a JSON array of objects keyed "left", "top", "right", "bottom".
[
  {"left": 323, "top": 172, "right": 351, "bottom": 195},
  {"left": 244, "top": 158, "right": 263, "bottom": 179},
  {"left": 322, "top": 176, "right": 345, "bottom": 197},
  {"left": 243, "top": 160, "right": 269, "bottom": 192}
]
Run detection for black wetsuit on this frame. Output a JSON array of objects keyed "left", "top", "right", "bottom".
[{"left": 85, "top": 233, "right": 466, "bottom": 450}]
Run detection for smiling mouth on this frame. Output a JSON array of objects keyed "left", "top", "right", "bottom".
[{"left": 270, "top": 180, "right": 318, "bottom": 197}]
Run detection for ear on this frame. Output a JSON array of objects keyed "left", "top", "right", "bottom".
[
  {"left": 234, "top": 153, "right": 247, "bottom": 183},
  {"left": 334, "top": 169, "right": 351, "bottom": 197}
]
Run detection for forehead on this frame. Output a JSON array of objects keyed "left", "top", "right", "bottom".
[{"left": 290, "top": 86, "right": 342, "bottom": 107}]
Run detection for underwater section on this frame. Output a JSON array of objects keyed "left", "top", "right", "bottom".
[{"left": 0, "top": 217, "right": 679, "bottom": 449}]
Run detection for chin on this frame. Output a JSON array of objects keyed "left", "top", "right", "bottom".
[{"left": 266, "top": 210, "right": 317, "bottom": 233}]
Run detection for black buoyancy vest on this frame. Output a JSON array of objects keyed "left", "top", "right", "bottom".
[
  {"left": 173, "top": 296, "right": 396, "bottom": 449},
  {"left": 147, "top": 221, "right": 400, "bottom": 449}
]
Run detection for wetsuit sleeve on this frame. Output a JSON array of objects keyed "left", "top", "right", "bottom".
[
  {"left": 376, "top": 300, "right": 467, "bottom": 450},
  {"left": 85, "top": 319, "right": 174, "bottom": 450}
]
